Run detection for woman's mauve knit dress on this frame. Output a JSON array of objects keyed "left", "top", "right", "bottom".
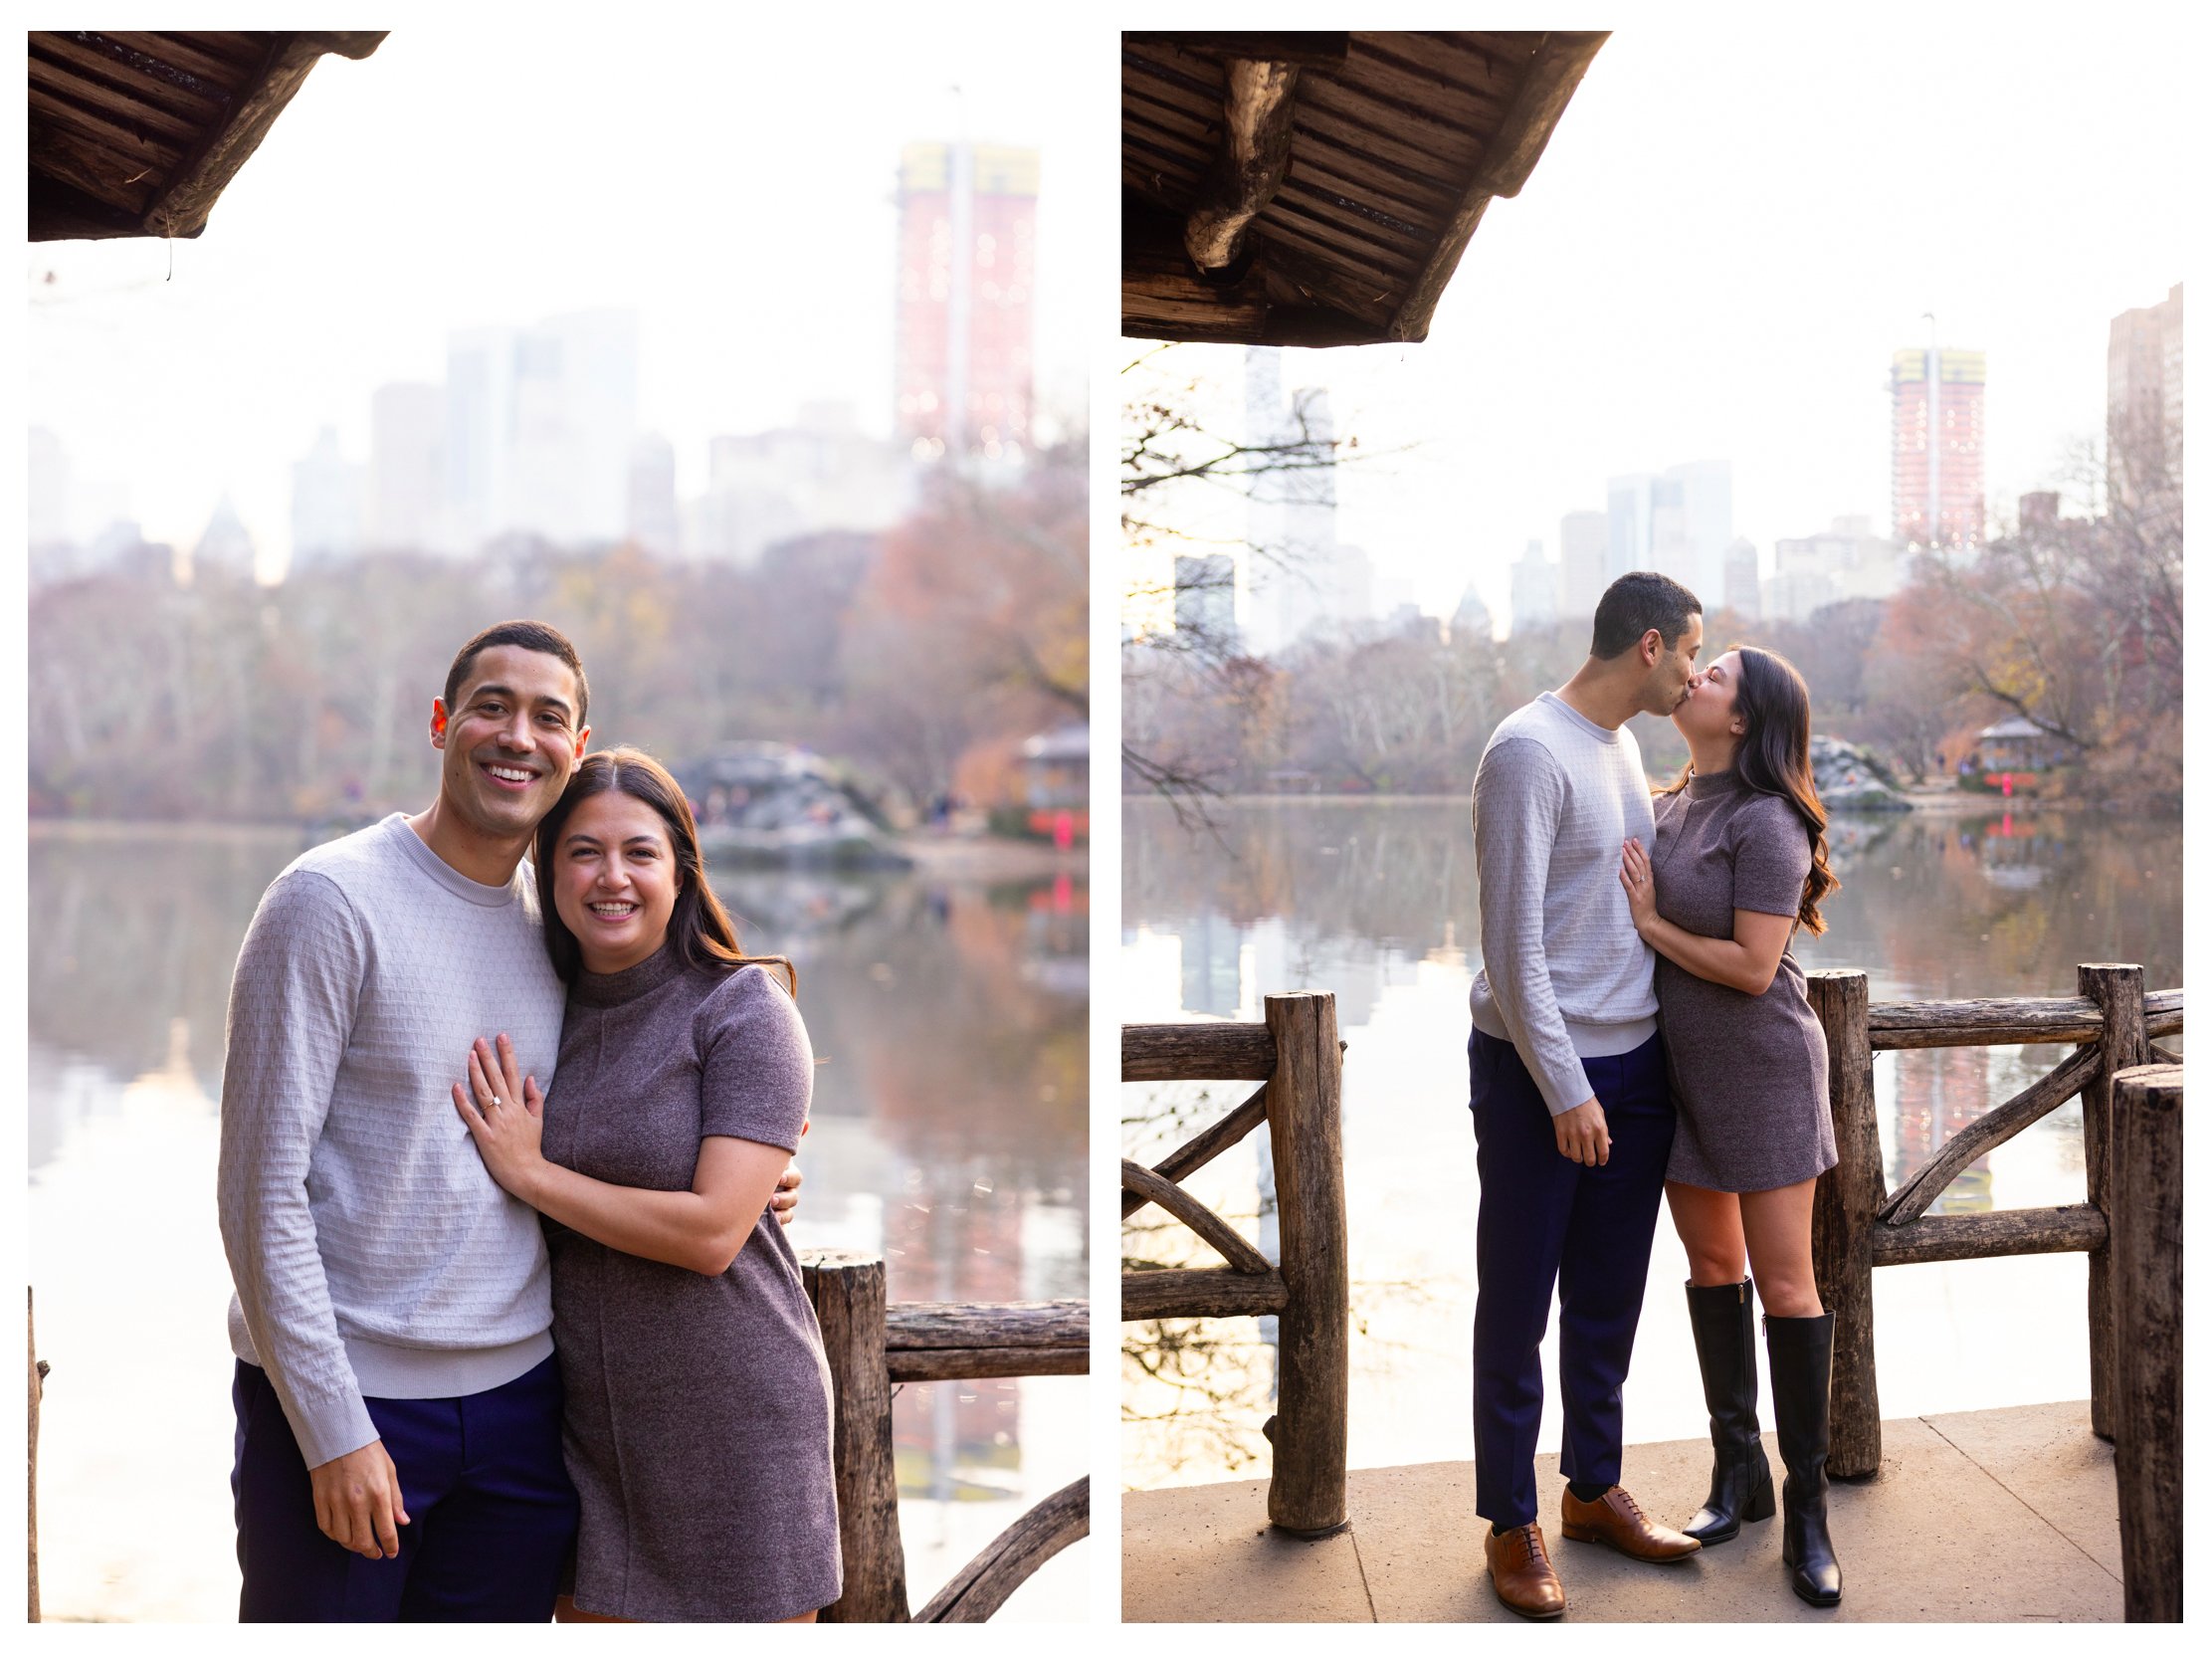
[
  {"left": 1650, "top": 771, "right": 1838, "bottom": 1193},
  {"left": 540, "top": 946, "right": 841, "bottom": 1622}
]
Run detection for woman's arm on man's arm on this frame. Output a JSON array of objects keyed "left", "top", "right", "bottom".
[{"left": 518, "top": 1134, "right": 789, "bottom": 1277}]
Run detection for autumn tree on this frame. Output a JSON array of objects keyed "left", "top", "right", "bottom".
[{"left": 1893, "top": 430, "right": 2180, "bottom": 806}]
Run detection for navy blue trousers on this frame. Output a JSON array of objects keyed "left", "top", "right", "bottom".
[
  {"left": 231, "top": 1355, "right": 579, "bottom": 1622},
  {"left": 1469, "top": 1026, "right": 1674, "bottom": 1528}
]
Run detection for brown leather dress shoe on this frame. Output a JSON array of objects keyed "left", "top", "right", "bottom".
[
  {"left": 1560, "top": 1485, "right": 1703, "bottom": 1562},
  {"left": 1484, "top": 1521, "right": 1566, "bottom": 1619}
]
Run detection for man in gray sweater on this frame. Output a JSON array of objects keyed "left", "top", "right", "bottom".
[
  {"left": 1467, "top": 573, "right": 1707, "bottom": 1618},
  {"left": 217, "top": 620, "right": 797, "bottom": 1621}
]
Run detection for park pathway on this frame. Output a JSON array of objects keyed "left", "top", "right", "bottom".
[{"left": 1122, "top": 1399, "right": 2119, "bottom": 1622}]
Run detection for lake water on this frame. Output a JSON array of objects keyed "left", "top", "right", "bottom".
[
  {"left": 1120, "top": 796, "right": 2181, "bottom": 1490},
  {"left": 27, "top": 823, "right": 1088, "bottom": 1622}
]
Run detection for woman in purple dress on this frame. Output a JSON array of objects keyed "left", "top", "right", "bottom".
[
  {"left": 452, "top": 749, "right": 840, "bottom": 1622},
  {"left": 1619, "top": 646, "right": 1844, "bottom": 1607}
]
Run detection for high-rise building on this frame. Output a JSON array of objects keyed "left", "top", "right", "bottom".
[
  {"left": 1508, "top": 539, "right": 1559, "bottom": 636},
  {"left": 445, "top": 310, "right": 639, "bottom": 552},
  {"left": 508, "top": 310, "right": 640, "bottom": 545},
  {"left": 692, "top": 425, "right": 916, "bottom": 566},
  {"left": 1608, "top": 463, "right": 1731, "bottom": 597},
  {"left": 1606, "top": 473, "right": 1652, "bottom": 583},
  {"left": 1891, "top": 346, "right": 1985, "bottom": 548},
  {"left": 1243, "top": 351, "right": 1356, "bottom": 655},
  {"left": 30, "top": 426, "right": 69, "bottom": 545},
  {"left": 2107, "top": 283, "right": 2183, "bottom": 508},
  {"left": 1450, "top": 583, "right": 1495, "bottom": 644},
  {"left": 192, "top": 494, "right": 257, "bottom": 580},
  {"left": 1558, "top": 510, "right": 1608, "bottom": 629},
  {"left": 894, "top": 142, "right": 1037, "bottom": 463},
  {"left": 1766, "top": 517, "right": 1904, "bottom": 623},
  {"left": 1666, "top": 460, "right": 1732, "bottom": 598},
  {"left": 367, "top": 382, "right": 445, "bottom": 552},
  {"left": 1173, "top": 552, "right": 1237, "bottom": 647},
  {"left": 626, "top": 434, "right": 679, "bottom": 559},
  {"left": 290, "top": 426, "right": 365, "bottom": 570},
  {"left": 1721, "top": 536, "right": 1761, "bottom": 620}
]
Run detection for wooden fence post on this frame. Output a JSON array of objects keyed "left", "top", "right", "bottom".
[
  {"left": 28, "top": 1288, "right": 41, "bottom": 1625},
  {"left": 802, "top": 1250, "right": 909, "bottom": 1622},
  {"left": 2111, "top": 1063, "right": 2181, "bottom": 1622},
  {"left": 2079, "top": 964, "right": 2146, "bottom": 1443},
  {"left": 1807, "top": 969, "right": 1882, "bottom": 1478},
  {"left": 1263, "top": 991, "right": 1348, "bottom": 1537}
]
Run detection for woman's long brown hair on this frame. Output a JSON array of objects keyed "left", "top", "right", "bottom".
[
  {"left": 533, "top": 747, "right": 796, "bottom": 993},
  {"left": 1663, "top": 645, "right": 1840, "bottom": 934}
]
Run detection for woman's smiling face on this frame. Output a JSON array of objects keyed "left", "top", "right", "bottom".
[{"left": 551, "top": 789, "right": 682, "bottom": 974}]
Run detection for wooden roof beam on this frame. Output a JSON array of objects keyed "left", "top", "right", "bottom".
[
  {"left": 1183, "top": 57, "right": 1303, "bottom": 275},
  {"left": 1125, "top": 33, "right": 1350, "bottom": 69},
  {"left": 139, "top": 31, "right": 387, "bottom": 239},
  {"left": 1389, "top": 29, "right": 1608, "bottom": 343}
]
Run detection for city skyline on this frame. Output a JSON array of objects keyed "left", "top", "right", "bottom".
[
  {"left": 1218, "top": 23, "right": 2187, "bottom": 634},
  {"left": 24, "top": 21, "right": 1090, "bottom": 573}
]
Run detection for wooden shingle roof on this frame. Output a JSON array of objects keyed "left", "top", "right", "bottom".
[
  {"left": 29, "top": 30, "right": 387, "bottom": 242},
  {"left": 1123, "top": 31, "right": 1606, "bottom": 346}
]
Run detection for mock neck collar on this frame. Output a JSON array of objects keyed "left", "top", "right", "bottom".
[
  {"left": 570, "top": 940, "right": 690, "bottom": 1008},
  {"left": 1686, "top": 767, "right": 1748, "bottom": 799}
]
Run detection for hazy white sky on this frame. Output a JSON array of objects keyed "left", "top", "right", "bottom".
[
  {"left": 1204, "top": 13, "right": 2193, "bottom": 625},
  {"left": 25, "top": 19, "right": 1093, "bottom": 560}
]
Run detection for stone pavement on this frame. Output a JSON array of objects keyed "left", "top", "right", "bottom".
[{"left": 1122, "top": 1400, "right": 2120, "bottom": 1622}]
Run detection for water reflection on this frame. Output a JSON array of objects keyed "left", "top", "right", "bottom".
[
  {"left": 28, "top": 825, "right": 1086, "bottom": 1620},
  {"left": 1121, "top": 798, "right": 2180, "bottom": 1486}
]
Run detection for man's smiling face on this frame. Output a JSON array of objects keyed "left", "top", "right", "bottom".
[{"left": 430, "top": 644, "right": 588, "bottom": 842}]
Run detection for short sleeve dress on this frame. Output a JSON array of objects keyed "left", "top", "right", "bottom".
[
  {"left": 540, "top": 945, "right": 842, "bottom": 1622},
  {"left": 1650, "top": 771, "right": 1837, "bottom": 1192}
]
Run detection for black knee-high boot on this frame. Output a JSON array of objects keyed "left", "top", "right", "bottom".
[
  {"left": 1764, "top": 1312, "right": 1843, "bottom": 1606},
  {"left": 1682, "top": 1280, "right": 1775, "bottom": 1544}
]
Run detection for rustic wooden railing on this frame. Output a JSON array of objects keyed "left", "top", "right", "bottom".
[
  {"left": 1120, "top": 991, "right": 1349, "bottom": 1538},
  {"left": 798, "top": 1250, "right": 1088, "bottom": 1622},
  {"left": 1807, "top": 964, "right": 2181, "bottom": 1622},
  {"left": 25, "top": 1267, "right": 1084, "bottom": 1626}
]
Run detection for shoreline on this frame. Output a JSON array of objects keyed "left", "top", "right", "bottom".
[
  {"left": 1123, "top": 790, "right": 2119, "bottom": 815},
  {"left": 28, "top": 816, "right": 1089, "bottom": 880}
]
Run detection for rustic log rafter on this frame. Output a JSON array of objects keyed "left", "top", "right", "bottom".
[
  {"left": 30, "top": 31, "right": 387, "bottom": 242},
  {"left": 1388, "top": 30, "right": 1608, "bottom": 341},
  {"left": 1182, "top": 58, "right": 1304, "bottom": 274}
]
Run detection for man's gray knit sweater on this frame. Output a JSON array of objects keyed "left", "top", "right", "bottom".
[
  {"left": 216, "top": 814, "right": 566, "bottom": 1468},
  {"left": 1469, "top": 692, "right": 1660, "bottom": 1116}
]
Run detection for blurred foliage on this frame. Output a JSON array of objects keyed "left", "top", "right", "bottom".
[{"left": 30, "top": 442, "right": 1087, "bottom": 822}]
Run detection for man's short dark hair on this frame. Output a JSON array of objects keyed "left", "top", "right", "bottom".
[
  {"left": 444, "top": 620, "right": 589, "bottom": 726},
  {"left": 1590, "top": 572, "right": 1702, "bottom": 660}
]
